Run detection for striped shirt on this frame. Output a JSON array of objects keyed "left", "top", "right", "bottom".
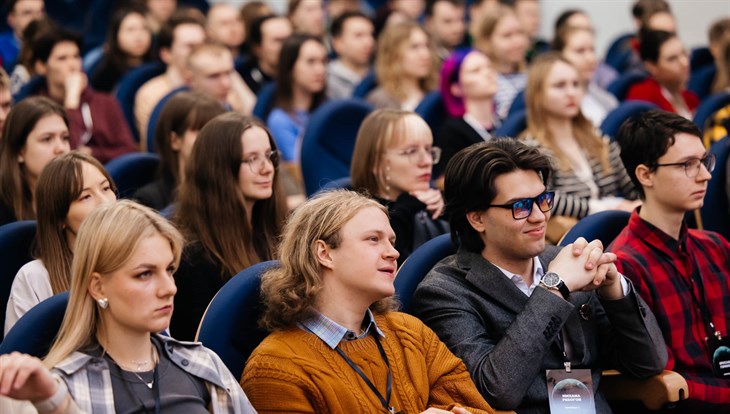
[
  {"left": 51, "top": 334, "right": 256, "bottom": 413},
  {"left": 524, "top": 137, "right": 637, "bottom": 219}
]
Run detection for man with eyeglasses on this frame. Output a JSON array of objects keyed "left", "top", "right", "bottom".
[
  {"left": 412, "top": 138, "right": 667, "bottom": 413},
  {"left": 611, "top": 110, "right": 730, "bottom": 412}
]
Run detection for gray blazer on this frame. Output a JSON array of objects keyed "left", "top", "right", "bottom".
[{"left": 412, "top": 246, "right": 667, "bottom": 414}]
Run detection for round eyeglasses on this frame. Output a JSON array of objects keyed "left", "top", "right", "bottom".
[
  {"left": 241, "top": 150, "right": 280, "bottom": 173},
  {"left": 487, "top": 191, "right": 555, "bottom": 220},
  {"left": 653, "top": 154, "right": 715, "bottom": 178},
  {"left": 393, "top": 146, "right": 442, "bottom": 164}
]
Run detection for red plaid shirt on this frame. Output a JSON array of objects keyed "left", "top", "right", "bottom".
[{"left": 610, "top": 210, "right": 730, "bottom": 407}]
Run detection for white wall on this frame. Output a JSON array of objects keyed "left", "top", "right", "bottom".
[{"left": 539, "top": 0, "right": 728, "bottom": 57}]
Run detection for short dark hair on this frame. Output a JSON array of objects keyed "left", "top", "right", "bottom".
[
  {"left": 330, "top": 11, "right": 371, "bottom": 38},
  {"left": 157, "top": 8, "right": 206, "bottom": 51},
  {"left": 425, "top": 0, "right": 465, "bottom": 17},
  {"left": 444, "top": 139, "right": 552, "bottom": 253},
  {"left": 615, "top": 110, "right": 702, "bottom": 199},
  {"left": 31, "top": 26, "right": 81, "bottom": 65},
  {"left": 249, "top": 14, "right": 278, "bottom": 47},
  {"left": 638, "top": 29, "right": 674, "bottom": 63},
  {"left": 631, "top": 0, "right": 670, "bottom": 20}
]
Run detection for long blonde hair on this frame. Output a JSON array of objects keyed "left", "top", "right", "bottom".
[
  {"left": 374, "top": 21, "right": 439, "bottom": 103},
  {"left": 259, "top": 190, "right": 398, "bottom": 331},
  {"left": 523, "top": 52, "right": 608, "bottom": 171},
  {"left": 44, "top": 200, "right": 183, "bottom": 368}
]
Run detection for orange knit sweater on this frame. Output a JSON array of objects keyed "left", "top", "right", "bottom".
[{"left": 241, "top": 312, "right": 495, "bottom": 413}]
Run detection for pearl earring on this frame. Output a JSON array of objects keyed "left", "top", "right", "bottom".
[{"left": 97, "top": 298, "right": 108, "bottom": 309}]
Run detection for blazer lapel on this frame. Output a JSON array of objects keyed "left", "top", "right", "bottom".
[{"left": 459, "top": 250, "right": 529, "bottom": 315}]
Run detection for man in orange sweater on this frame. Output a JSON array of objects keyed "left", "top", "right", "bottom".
[{"left": 241, "top": 190, "right": 495, "bottom": 414}]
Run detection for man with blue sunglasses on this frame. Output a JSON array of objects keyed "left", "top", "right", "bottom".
[{"left": 412, "top": 138, "right": 667, "bottom": 413}]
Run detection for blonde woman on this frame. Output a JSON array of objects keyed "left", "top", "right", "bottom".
[
  {"left": 241, "top": 190, "right": 495, "bottom": 414},
  {"left": 351, "top": 109, "right": 448, "bottom": 263},
  {"left": 522, "top": 53, "right": 638, "bottom": 222},
  {"left": 0, "top": 200, "right": 255, "bottom": 413},
  {"left": 367, "top": 21, "right": 439, "bottom": 111}
]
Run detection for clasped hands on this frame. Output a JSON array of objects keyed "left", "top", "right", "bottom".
[{"left": 548, "top": 237, "right": 624, "bottom": 300}]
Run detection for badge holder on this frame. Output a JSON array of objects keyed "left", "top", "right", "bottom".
[{"left": 545, "top": 333, "right": 596, "bottom": 414}]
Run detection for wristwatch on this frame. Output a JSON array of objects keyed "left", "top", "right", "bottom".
[{"left": 541, "top": 272, "right": 570, "bottom": 300}]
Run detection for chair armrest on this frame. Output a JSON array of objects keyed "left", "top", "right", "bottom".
[{"left": 601, "top": 369, "right": 688, "bottom": 411}]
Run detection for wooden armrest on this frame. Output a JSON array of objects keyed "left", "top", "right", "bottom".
[{"left": 601, "top": 369, "right": 688, "bottom": 411}]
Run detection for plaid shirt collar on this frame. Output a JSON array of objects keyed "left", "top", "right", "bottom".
[
  {"left": 629, "top": 207, "right": 690, "bottom": 254},
  {"left": 299, "top": 309, "right": 385, "bottom": 349}
]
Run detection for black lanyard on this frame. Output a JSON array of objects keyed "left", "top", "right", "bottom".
[
  {"left": 334, "top": 334, "right": 396, "bottom": 414},
  {"left": 680, "top": 257, "right": 723, "bottom": 341},
  {"left": 153, "top": 365, "right": 160, "bottom": 414},
  {"left": 554, "top": 332, "right": 572, "bottom": 372}
]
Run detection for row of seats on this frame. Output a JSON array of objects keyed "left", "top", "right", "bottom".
[{"left": 0, "top": 210, "right": 690, "bottom": 411}]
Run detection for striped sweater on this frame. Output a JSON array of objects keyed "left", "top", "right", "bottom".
[{"left": 523, "top": 136, "right": 637, "bottom": 219}]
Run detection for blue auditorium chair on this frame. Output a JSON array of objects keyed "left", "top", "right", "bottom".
[
  {"left": 195, "top": 260, "right": 278, "bottom": 379},
  {"left": 394, "top": 233, "right": 455, "bottom": 313},
  {"left": 300, "top": 99, "right": 373, "bottom": 196},
  {"left": 558, "top": 210, "right": 631, "bottom": 247},
  {"left": 12, "top": 76, "right": 45, "bottom": 103},
  {"left": 600, "top": 101, "right": 658, "bottom": 139},
  {"left": 105, "top": 152, "right": 160, "bottom": 199},
  {"left": 352, "top": 71, "right": 377, "bottom": 98},
  {"left": 604, "top": 33, "right": 635, "bottom": 73},
  {"left": 693, "top": 91, "right": 730, "bottom": 132},
  {"left": 145, "top": 86, "right": 188, "bottom": 152},
  {"left": 699, "top": 136, "right": 730, "bottom": 240},
  {"left": 507, "top": 89, "right": 526, "bottom": 118},
  {"left": 0, "top": 220, "right": 36, "bottom": 342},
  {"left": 0, "top": 292, "right": 68, "bottom": 356},
  {"left": 689, "top": 47, "right": 714, "bottom": 73},
  {"left": 494, "top": 109, "right": 527, "bottom": 138},
  {"left": 252, "top": 82, "right": 277, "bottom": 122},
  {"left": 114, "top": 61, "right": 167, "bottom": 142},
  {"left": 317, "top": 176, "right": 353, "bottom": 193},
  {"left": 687, "top": 65, "right": 717, "bottom": 102},
  {"left": 415, "top": 91, "right": 447, "bottom": 135},
  {"left": 607, "top": 70, "right": 648, "bottom": 101}
]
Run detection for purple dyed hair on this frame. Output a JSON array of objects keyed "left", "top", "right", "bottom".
[{"left": 440, "top": 48, "right": 474, "bottom": 117}]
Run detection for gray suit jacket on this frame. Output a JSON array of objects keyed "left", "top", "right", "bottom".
[{"left": 412, "top": 246, "right": 667, "bottom": 414}]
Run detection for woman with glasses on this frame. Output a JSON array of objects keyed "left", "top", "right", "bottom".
[
  {"left": 521, "top": 53, "right": 639, "bottom": 238},
  {"left": 351, "top": 109, "right": 448, "bottom": 264},
  {"left": 171, "top": 113, "right": 287, "bottom": 341}
]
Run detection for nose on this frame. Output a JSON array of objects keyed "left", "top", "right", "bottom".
[
  {"left": 160, "top": 271, "right": 178, "bottom": 297},
  {"left": 56, "top": 137, "right": 71, "bottom": 154},
  {"left": 385, "top": 241, "right": 400, "bottom": 262},
  {"left": 697, "top": 162, "right": 712, "bottom": 181},
  {"left": 526, "top": 199, "right": 547, "bottom": 222}
]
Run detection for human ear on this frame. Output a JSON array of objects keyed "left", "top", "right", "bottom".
[
  {"left": 315, "top": 239, "right": 334, "bottom": 269},
  {"left": 87, "top": 271, "right": 105, "bottom": 301},
  {"left": 635, "top": 164, "right": 654, "bottom": 189},
  {"left": 466, "top": 210, "right": 487, "bottom": 233},
  {"left": 170, "top": 132, "right": 183, "bottom": 152}
]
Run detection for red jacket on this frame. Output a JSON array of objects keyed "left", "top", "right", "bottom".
[{"left": 626, "top": 77, "right": 699, "bottom": 115}]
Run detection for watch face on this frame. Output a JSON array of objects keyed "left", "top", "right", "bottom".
[{"left": 543, "top": 272, "right": 560, "bottom": 288}]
